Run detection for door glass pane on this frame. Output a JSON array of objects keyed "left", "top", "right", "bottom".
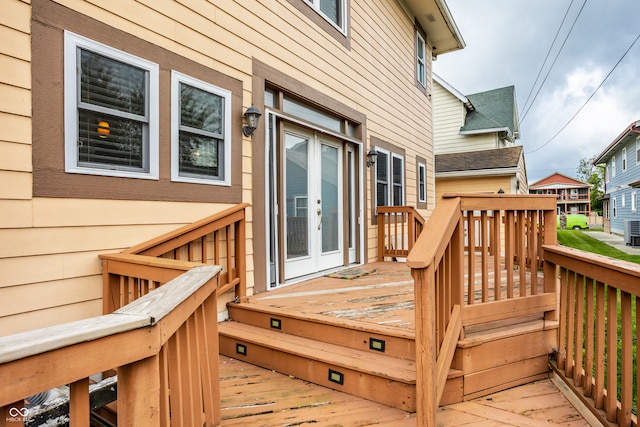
[
  {"left": 321, "top": 144, "right": 339, "bottom": 252},
  {"left": 376, "top": 152, "right": 388, "bottom": 206},
  {"left": 286, "top": 135, "right": 309, "bottom": 259}
]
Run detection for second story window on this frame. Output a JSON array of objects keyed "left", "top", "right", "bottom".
[
  {"left": 636, "top": 136, "right": 640, "bottom": 164},
  {"left": 304, "top": 0, "right": 346, "bottom": 32},
  {"left": 622, "top": 147, "right": 627, "bottom": 171},
  {"left": 612, "top": 155, "right": 616, "bottom": 178},
  {"left": 416, "top": 31, "right": 427, "bottom": 87}
]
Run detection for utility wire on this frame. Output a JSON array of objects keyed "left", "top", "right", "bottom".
[
  {"left": 520, "top": 0, "right": 588, "bottom": 124},
  {"left": 520, "top": 0, "right": 575, "bottom": 117},
  {"left": 526, "top": 31, "right": 640, "bottom": 154}
]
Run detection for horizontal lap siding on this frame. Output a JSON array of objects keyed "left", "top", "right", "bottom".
[{"left": 1, "top": 0, "right": 434, "bottom": 334}]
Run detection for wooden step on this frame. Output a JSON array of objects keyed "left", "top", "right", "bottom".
[
  {"left": 455, "top": 318, "right": 558, "bottom": 400},
  {"left": 219, "top": 321, "right": 417, "bottom": 411},
  {"left": 227, "top": 302, "right": 415, "bottom": 360}
]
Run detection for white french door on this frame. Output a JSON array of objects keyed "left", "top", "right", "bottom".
[{"left": 283, "top": 125, "right": 343, "bottom": 280}]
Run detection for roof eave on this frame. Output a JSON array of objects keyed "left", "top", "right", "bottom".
[
  {"left": 460, "top": 127, "right": 514, "bottom": 141},
  {"left": 403, "top": 0, "right": 465, "bottom": 56},
  {"left": 593, "top": 120, "right": 640, "bottom": 165}
]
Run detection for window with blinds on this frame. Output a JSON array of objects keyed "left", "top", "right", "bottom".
[
  {"left": 171, "top": 71, "right": 232, "bottom": 185},
  {"left": 64, "top": 31, "right": 159, "bottom": 179}
]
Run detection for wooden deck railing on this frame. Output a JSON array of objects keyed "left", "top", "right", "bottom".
[
  {"left": 0, "top": 265, "right": 221, "bottom": 426},
  {"left": 101, "top": 203, "right": 248, "bottom": 313},
  {"left": 377, "top": 206, "right": 425, "bottom": 261},
  {"left": 406, "top": 193, "right": 558, "bottom": 427},
  {"left": 545, "top": 245, "right": 639, "bottom": 427}
]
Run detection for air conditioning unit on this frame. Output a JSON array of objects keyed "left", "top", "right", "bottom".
[{"left": 624, "top": 220, "right": 640, "bottom": 245}]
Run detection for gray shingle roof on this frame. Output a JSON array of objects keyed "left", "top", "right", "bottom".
[
  {"left": 436, "top": 146, "right": 523, "bottom": 173},
  {"left": 461, "top": 86, "right": 518, "bottom": 137}
]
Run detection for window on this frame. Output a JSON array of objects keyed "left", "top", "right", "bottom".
[
  {"left": 612, "top": 196, "right": 617, "bottom": 218},
  {"left": 171, "top": 71, "right": 231, "bottom": 185},
  {"left": 632, "top": 191, "right": 637, "bottom": 213},
  {"left": 304, "top": 0, "right": 346, "bottom": 32},
  {"left": 636, "top": 136, "right": 640, "bottom": 164},
  {"left": 622, "top": 193, "right": 626, "bottom": 208},
  {"left": 622, "top": 147, "right": 627, "bottom": 171},
  {"left": 64, "top": 31, "right": 159, "bottom": 179},
  {"left": 375, "top": 148, "right": 404, "bottom": 207},
  {"left": 612, "top": 155, "right": 616, "bottom": 178},
  {"left": 416, "top": 31, "right": 427, "bottom": 88},
  {"left": 605, "top": 164, "right": 610, "bottom": 183},
  {"left": 418, "top": 162, "right": 426, "bottom": 203}
]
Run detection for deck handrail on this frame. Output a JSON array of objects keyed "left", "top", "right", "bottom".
[
  {"left": 407, "top": 193, "right": 558, "bottom": 427},
  {"left": 101, "top": 203, "right": 248, "bottom": 312},
  {"left": 0, "top": 265, "right": 221, "bottom": 426},
  {"left": 544, "top": 245, "right": 639, "bottom": 427},
  {"left": 377, "top": 205, "right": 425, "bottom": 261}
]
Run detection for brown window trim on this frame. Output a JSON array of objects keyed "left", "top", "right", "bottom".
[
  {"left": 31, "top": 0, "right": 243, "bottom": 203},
  {"left": 285, "top": 0, "right": 351, "bottom": 50},
  {"left": 414, "top": 22, "right": 428, "bottom": 95}
]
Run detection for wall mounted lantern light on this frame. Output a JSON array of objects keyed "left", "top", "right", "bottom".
[
  {"left": 242, "top": 105, "right": 262, "bottom": 137},
  {"left": 366, "top": 149, "right": 378, "bottom": 168}
]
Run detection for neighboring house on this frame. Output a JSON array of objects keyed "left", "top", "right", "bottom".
[
  {"left": 0, "top": 0, "right": 464, "bottom": 335},
  {"left": 593, "top": 120, "right": 640, "bottom": 236},
  {"left": 529, "top": 172, "right": 591, "bottom": 216},
  {"left": 432, "top": 74, "right": 527, "bottom": 198}
]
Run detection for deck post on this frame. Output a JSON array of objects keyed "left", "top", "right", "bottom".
[
  {"left": 118, "top": 354, "right": 161, "bottom": 426},
  {"left": 412, "top": 266, "right": 437, "bottom": 427}
]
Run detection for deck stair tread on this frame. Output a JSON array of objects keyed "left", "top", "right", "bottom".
[
  {"left": 227, "top": 301, "right": 415, "bottom": 339},
  {"left": 459, "top": 318, "right": 558, "bottom": 348},
  {"left": 219, "top": 321, "right": 416, "bottom": 384}
]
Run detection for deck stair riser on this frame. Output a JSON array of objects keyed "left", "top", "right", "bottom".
[
  {"left": 226, "top": 302, "right": 415, "bottom": 360},
  {"left": 218, "top": 321, "right": 417, "bottom": 411},
  {"left": 454, "top": 318, "right": 559, "bottom": 400}
]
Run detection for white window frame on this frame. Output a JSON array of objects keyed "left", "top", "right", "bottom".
[
  {"left": 303, "top": 0, "right": 347, "bottom": 33},
  {"left": 64, "top": 31, "right": 159, "bottom": 179},
  {"left": 374, "top": 148, "right": 405, "bottom": 208},
  {"left": 612, "top": 155, "right": 616, "bottom": 178},
  {"left": 171, "top": 71, "right": 232, "bottom": 186},
  {"left": 416, "top": 31, "right": 427, "bottom": 88},
  {"left": 612, "top": 196, "right": 617, "bottom": 218},
  {"left": 636, "top": 136, "right": 640, "bottom": 164},
  {"left": 622, "top": 193, "right": 626, "bottom": 208},
  {"left": 391, "top": 153, "right": 405, "bottom": 206},
  {"left": 418, "top": 162, "right": 427, "bottom": 203},
  {"left": 622, "top": 147, "right": 627, "bottom": 171},
  {"left": 632, "top": 191, "right": 637, "bottom": 213}
]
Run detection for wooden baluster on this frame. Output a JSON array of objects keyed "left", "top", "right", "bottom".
[
  {"left": 605, "top": 286, "right": 617, "bottom": 422},
  {"left": 594, "top": 281, "right": 605, "bottom": 409},
  {"left": 505, "top": 210, "right": 514, "bottom": 299},
  {"left": 557, "top": 267, "right": 567, "bottom": 370},
  {"left": 467, "top": 212, "right": 475, "bottom": 304},
  {"left": 480, "top": 211, "right": 489, "bottom": 302},
  {"left": 118, "top": 355, "right": 161, "bottom": 427},
  {"left": 584, "top": 278, "right": 594, "bottom": 397},
  {"left": 573, "top": 274, "right": 584, "bottom": 386},
  {"left": 619, "top": 291, "right": 632, "bottom": 426},
  {"left": 69, "top": 377, "right": 90, "bottom": 426},
  {"left": 517, "top": 211, "right": 526, "bottom": 297},
  {"left": 565, "top": 271, "right": 575, "bottom": 378},
  {"left": 493, "top": 211, "right": 501, "bottom": 301},
  {"left": 236, "top": 218, "right": 247, "bottom": 299}
]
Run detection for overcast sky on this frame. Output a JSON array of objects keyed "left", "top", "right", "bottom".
[{"left": 433, "top": 0, "right": 640, "bottom": 183}]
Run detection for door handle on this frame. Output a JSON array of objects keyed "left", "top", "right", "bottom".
[{"left": 317, "top": 208, "right": 322, "bottom": 229}]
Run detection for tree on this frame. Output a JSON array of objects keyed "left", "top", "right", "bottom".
[{"left": 577, "top": 156, "right": 604, "bottom": 215}]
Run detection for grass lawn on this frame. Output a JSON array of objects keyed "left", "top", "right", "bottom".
[{"left": 556, "top": 229, "right": 640, "bottom": 264}]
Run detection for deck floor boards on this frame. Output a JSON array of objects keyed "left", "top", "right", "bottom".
[
  {"left": 222, "top": 261, "right": 592, "bottom": 426},
  {"left": 219, "top": 356, "right": 591, "bottom": 426}
]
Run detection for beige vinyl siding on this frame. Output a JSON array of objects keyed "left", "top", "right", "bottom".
[
  {"left": 436, "top": 176, "right": 512, "bottom": 201},
  {"left": 1, "top": 0, "right": 436, "bottom": 334}
]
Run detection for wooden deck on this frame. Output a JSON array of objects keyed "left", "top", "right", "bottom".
[
  {"left": 219, "top": 356, "right": 594, "bottom": 426},
  {"left": 220, "top": 261, "right": 596, "bottom": 426}
]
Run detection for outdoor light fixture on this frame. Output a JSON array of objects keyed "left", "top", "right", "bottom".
[
  {"left": 366, "top": 149, "right": 378, "bottom": 167},
  {"left": 242, "top": 104, "right": 262, "bottom": 137}
]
